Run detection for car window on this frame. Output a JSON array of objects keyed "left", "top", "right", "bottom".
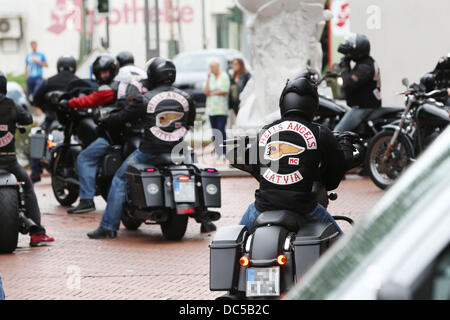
[
  {"left": 7, "top": 90, "right": 22, "bottom": 103},
  {"left": 173, "top": 54, "right": 226, "bottom": 73},
  {"left": 286, "top": 127, "right": 450, "bottom": 300}
]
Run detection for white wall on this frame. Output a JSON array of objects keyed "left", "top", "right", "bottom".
[
  {"left": 0, "top": 0, "right": 236, "bottom": 77},
  {"left": 348, "top": 0, "right": 450, "bottom": 106}
]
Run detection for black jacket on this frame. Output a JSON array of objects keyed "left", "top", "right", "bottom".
[
  {"left": 229, "top": 71, "right": 251, "bottom": 113},
  {"left": 246, "top": 115, "right": 347, "bottom": 214},
  {"left": 0, "top": 94, "right": 33, "bottom": 164},
  {"left": 341, "top": 56, "right": 382, "bottom": 109},
  {"left": 33, "top": 71, "right": 79, "bottom": 113},
  {"left": 103, "top": 84, "right": 196, "bottom": 154}
]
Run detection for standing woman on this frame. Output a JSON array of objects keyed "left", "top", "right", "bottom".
[
  {"left": 229, "top": 58, "right": 251, "bottom": 115},
  {"left": 204, "top": 59, "right": 230, "bottom": 158}
]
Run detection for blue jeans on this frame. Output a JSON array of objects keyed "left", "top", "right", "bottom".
[
  {"left": 77, "top": 137, "right": 111, "bottom": 199},
  {"left": 209, "top": 115, "right": 228, "bottom": 156},
  {"left": 26, "top": 76, "right": 43, "bottom": 97},
  {"left": 100, "top": 150, "right": 155, "bottom": 231},
  {"left": 239, "top": 202, "right": 343, "bottom": 234},
  {"left": 0, "top": 276, "right": 5, "bottom": 300}
]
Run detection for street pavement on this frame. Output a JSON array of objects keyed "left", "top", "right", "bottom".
[{"left": 0, "top": 174, "right": 383, "bottom": 300}]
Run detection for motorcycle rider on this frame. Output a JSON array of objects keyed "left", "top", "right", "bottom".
[
  {"left": 86, "top": 57, "right": 198, "bottom": 239},
  {"left": 0, "top": 71, "right": 54, "bottom": 246},
  {"left": 115, "top": 51, "right": 147, "bottom": 85},
  {"left": 334, "top": 33, "right": 382, "bottom": 132},
  {"left": 238, "top": 76, "right": 355, "bottom": 233},
  {"left": 64, "top": 54, "right": 142, "bottom": 214},
  {"left": 421, "top": 55, "right": 450, "bottom": 105},
  {"left": 30, "top": 55, "right": 79, "bottom": 183}
]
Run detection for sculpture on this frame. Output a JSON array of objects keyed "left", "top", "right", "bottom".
[{"left": 235, "top": 0, "right": 331, "bottom": 129}]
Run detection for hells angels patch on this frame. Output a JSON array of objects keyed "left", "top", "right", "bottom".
[
  {"left": 262, "top": 168, "right": 303, "bottom": 185},
  {"left": 264, "top": 141, "right": 305, "bottom": 161},
  {"left": 259, "top": 121, "right": 317, "bottom": 150},
  {"left": 147, "top": 91, "right": 189, "bottom": 113},
  {"left": 150, "top": 126, "right": 187, "bottom": 142},
  {"left": 0, "top": 132, "right": 14, "bottom": 147}
]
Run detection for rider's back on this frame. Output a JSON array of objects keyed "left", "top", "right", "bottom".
[{"left": 255, "top": 114, "right": 347, "bottom": 214}]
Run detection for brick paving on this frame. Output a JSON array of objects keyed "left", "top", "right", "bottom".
[{"left": 0, "top": 174, "right": 383, "bottom": 300}]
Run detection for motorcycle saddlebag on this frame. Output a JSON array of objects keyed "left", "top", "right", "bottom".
[
  {"left": 102, "top": 146, "right": 122, "bottom": 179},
  {"left": 293, "top": 222, "right": 340, "bottom": 278},
  {"left": 29, "top": 128, "right": 47, "bottom": 159},
  {"left": 209, "top": 225, "right": 247, "bottom": 291},
  {"left": 200, "top": 169, "right": 221, "bottom": 208},
  {"left": 125, "top": 164, "right": 163, "bottom": 209}
]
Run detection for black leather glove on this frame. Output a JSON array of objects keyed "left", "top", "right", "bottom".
[
  {"left": 339, "top": 56, "right": 352, "bottom": 70},
  {"left": 336, "top": 132, "right": 358, "bottom": 170},
  {"left": 59, "top": 99, "right": 70, "bottom": 111}
]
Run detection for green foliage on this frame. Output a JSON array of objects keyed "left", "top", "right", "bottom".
[{"left": 6, "top": 74, "right": 26, "bottom": 90}]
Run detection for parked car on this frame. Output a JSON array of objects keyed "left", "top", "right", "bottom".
[
  {"left": 286, "top": 127, "right": 450, "bottom": 300},
  {"left": 173, "top": 49, "right": 251, "bottom": 111},
  {"left": 7, "top": 81, "right": 29, "bottom": 111}
]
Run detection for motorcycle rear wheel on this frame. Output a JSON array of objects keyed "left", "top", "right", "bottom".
[
  {"left": 0, "top": 187, "right": 19, "bottom": 254},
  {"left": 51, "top": 152, "right": 79, "bottom": 206},
  {"left": 121, "top": 207, "right": 142, "bottom": 230},
  {"left": 366, "top": 130, "right": 414, "bottom": 190},
  {"left": 160, "top": 212, "right": 188, "bottom": 241}
]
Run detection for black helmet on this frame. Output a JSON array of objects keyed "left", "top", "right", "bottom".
[
  {"left": 420, "top": 73, "right": 436, "bottom": 92},
  {"left": 338, "top": 33, "right": 371, "bottom": 60},
  {"left": 279, "top": 77, "right": 319, "bottom": 121},
  {"left": 434, "top": 55, "right": 450, "bottom": 72},
  {"left": 293, "top": 68, "right": 321, "bottom": 86},
  {"left": 0, "top": 71, "right": 6, "bottom": 95},
  {"left": 116, "top": 51, "right": 134, "bottom": 68},
  {"left": 92, "top": 54, "right": 118, "bottom": 84},
  {"left": 57, "top": 55, "right": 77, "bottom": 73},
  {"left": 145, "top": 57, "right": 176, "bottom": 87}
]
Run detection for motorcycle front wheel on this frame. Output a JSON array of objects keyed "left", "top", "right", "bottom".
[
  {"left": 0, "top": 187, "right": 19, "bottom": 254},
  {"left": 366, "top": 130, "right": 414, "bottom": 190},
  {"left": 51, "top": 151, "right": 79, "bottom": 206}
]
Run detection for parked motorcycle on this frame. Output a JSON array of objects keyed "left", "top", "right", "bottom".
[
  {"left": 0, "top": 128, "right": 42, "bottom": 254},
  {"left": 122, "top": 151, "right": 222, "bottom": 240},
  {"left": 209, "top": 133, "right": 362, "bottom": 299},
  {"left": 366, "top": 79, "right": 449, "bottom": 190}
]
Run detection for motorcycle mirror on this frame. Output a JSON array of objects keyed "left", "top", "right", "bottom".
[{"left": 402, "top": 78, "right": 410, "bottom": 88}]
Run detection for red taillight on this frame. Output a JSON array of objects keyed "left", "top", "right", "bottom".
[
  {"left": 206, "top": 168, "right": 216, "bottom": 173},
  {"left": 146, "top": 168, "right": 155, "bottom": 172},
  {"left": 177, "top": 208, "right": 195, "bottom": 214},
  {"left": 277, "top": 255, "right": 287, "bottom": 266},
  {"left": 47, "top": 140, "right": 55, "bottom": 149},
  {"left": 179, "top": 175, "right": 190, "bottom": 182},
  {"left": 240, "top": 256, "right": 250, "bottom": 267}
]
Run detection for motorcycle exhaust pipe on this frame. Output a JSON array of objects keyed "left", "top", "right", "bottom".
[{"left": 18, "top": 211, "right": 38, "bottom": 234}]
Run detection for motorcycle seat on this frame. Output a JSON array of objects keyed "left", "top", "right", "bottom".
[
  {"left": 367, "top": 107, "right": 404, "bottom": 121},
  {"left": 152, "top": 153, "right": 188, "bottom": 166},
  {"left": 253, "top": 210, "right": 311, "bottom": 232}
]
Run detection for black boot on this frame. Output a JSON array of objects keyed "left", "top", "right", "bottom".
[
  {"left": 201, "top": 221, "right": 217, "bottom": 233},
  {"left": 67, "top": 199, "right": 96, "bottom": 214},
  {"left": 87, "top": 226, "right": 117, "bottom": 239}
]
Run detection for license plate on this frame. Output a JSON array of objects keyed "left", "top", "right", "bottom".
[
  {"left": 173, "top": 180, "right": 196, "bottom": 203},
  {"left": 246, "top": 267, "right": 280, "bottom": 297}
]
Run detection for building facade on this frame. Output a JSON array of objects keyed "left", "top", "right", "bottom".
[{"left": 0, "top": 0, "right": 243, "bottom": 76}]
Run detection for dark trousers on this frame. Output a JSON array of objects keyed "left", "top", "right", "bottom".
[
  {"left": 209, "top": 115, "right": 228, "bottom": 156},
  {"left": 335, "top": 108, "right": 374, "bottom": 132},
  {"left": 0, "top": 159, "right": 45, "bottom": 235}
]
